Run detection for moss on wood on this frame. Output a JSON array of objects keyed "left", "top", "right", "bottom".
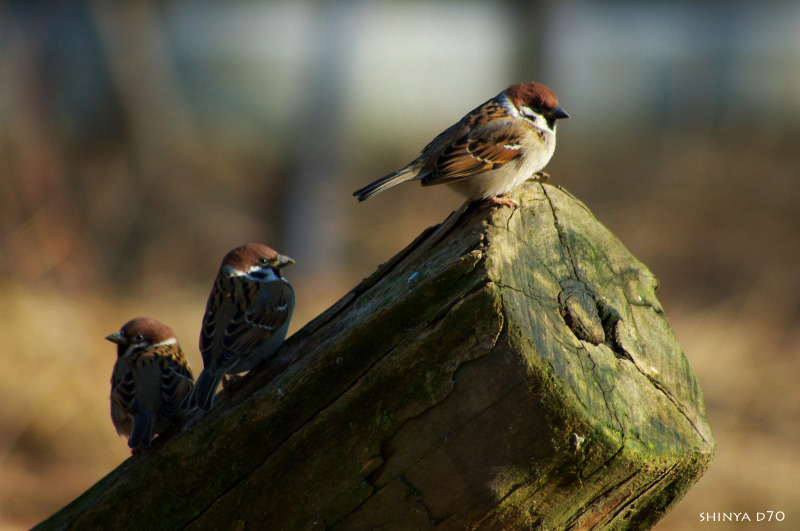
[{"left": 36, "top": 183, "right": 714, "bottom": 530}]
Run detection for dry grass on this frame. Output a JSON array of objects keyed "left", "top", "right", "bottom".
[{"left": 0, "top": 286, "right": 133, "bottom": 529}]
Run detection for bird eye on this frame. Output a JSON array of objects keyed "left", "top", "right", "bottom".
[
  {"left": 134, "top": 334, "right": 144, "bottom": 342},
  {"left": 259, "top": 257, "right": 270, "bottom": 265}
]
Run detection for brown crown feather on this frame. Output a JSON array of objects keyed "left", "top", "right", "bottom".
[
  {"left": 120, "top": 317, "right": 176, "bottom": 344},
  {"left": 221, "top": 243, "right": 280, "bottom": 273},
  {"left": 505, "top": 82, "right": 559, "bottom": 110}
]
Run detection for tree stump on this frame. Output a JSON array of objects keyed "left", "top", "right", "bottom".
[{"left": 37, "top": 182, "right": 715, "bottom": 530}]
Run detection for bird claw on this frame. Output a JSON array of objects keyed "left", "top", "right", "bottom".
[
  {"left": 221, "top": 374, "right": 244, "bottom": 392},
  {"left": 487, "top": 195, "right": 520, "bottom": 208},
  {"left": 181, "top": 407, "right": 206, "bottom": 430}
]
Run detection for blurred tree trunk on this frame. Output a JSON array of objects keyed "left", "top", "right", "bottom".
[
  {"left": 36, "top": 183, "right": 714, "bottom": 530},
  {"left": 88, "top": 0, "right": 196, "bottom": 279},
  {"left": 283, "top": 0, "right": 363, "bottom": 283},
  {"left": 0, "top": 5, "right": 106, "bottom": 288},
  {"left": 506, "top": 0, "right": 550, "bottom": 82}
]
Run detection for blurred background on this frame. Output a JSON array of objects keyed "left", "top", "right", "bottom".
[{"left": 1, "top": 0, "right": 798, "bottom": 528}]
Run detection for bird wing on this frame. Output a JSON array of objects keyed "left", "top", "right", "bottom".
[
  {"left": 153, "top": 344, "right": 194, "bottom": 418},
  {"left": 421, "top": 120, "right": 525, "bottom": 186},
  {"left": 199, "top": 276, "right": 228, "bottom": 368},
  {"left": 111, "top": 361, "right": 138, "bottom": 413},
  {"left": 202, "top": 276, "right": 293, "bottom": 373},
  {"left": 221, "top": 280, "right": 294, "bottom": 355}
]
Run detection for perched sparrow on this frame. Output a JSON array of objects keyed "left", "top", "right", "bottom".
[
  {"left": 106, "top": 317, "right": 194, "bottom": 451},
  {"left": 353, "top": 82, "right": 568, "bottom": 206},
  {"left": 183, "top": 243, "right": 295, "bottom": 411}
]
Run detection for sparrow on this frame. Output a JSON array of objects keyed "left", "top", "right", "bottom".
[
  {"left": 106, "top": 317, "right": 194, "bottom": 451},
  {"left": 183, "top": 243, "right": 295, "bottom": 411},
  {"left": 353, "top": 81, "right": 568, "bottom": 207}
]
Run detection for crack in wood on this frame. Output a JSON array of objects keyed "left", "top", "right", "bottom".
[
  {"left": 608, "top": 462, "right": 679, "bottom": 525},
  {"left": 37, "top": 182, "right": 714, "bottom": 531},
  {"left": 542, "top": 185, "right": 579, "bottom": 281},
  {"left": 565, "top": 468, "right": 638, "bottom": 529}
]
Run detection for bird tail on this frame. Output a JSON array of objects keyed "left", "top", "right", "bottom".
[
  {"left": 353, "top": 166, "right": 417, "bottom": 201},
  {"left": 129, "top": 411, "right": 156, "bottom": 449},
  {"left": 182, "top": 370, "right": 223, "bottom": 411}
]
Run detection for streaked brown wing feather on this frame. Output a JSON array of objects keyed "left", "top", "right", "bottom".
[
  {"left": 111, "top": 367, "right": 137, "bottom": 412},
  {"left": 155, "top": 344, "right": 194, "bottom": 416},
  {"left": 199, "top": 276, "right": 228, "bottom": 365},
  {"left": 418, "top": 98, "right": 506, "bottom": 156},
  {"left": 221, "top": 280, "right": 293, "bottom": 357},
  {"left": 465, "top": 99, "right": 508, "bottom": 128},
  {"left": 424, "top": 121, "right": 523, "bottom": 185}
]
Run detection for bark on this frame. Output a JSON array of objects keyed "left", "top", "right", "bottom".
[{"left": 37, "top": 182, "right": 715, "bottom": 530}]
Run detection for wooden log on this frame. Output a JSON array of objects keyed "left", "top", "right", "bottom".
[{"left": 37, "top": 182, "right": 715, "bottom": 530}]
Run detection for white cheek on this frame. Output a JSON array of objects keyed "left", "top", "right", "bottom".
[
  {"left": 123, "top": 345, "right": 138, "bottom": 357},
  {"left": 518, "top": 107, "right": 554, "bottom": 133},
  {"left": 516, "top": 105, "right": 531, "bottom": 118},
  {"left": 153, "top": 338, "right": 178, "bottom": 347},
  {"left": 224, "top": 265, "right": 246, "bottom": 277},
  {"left": 535, "top": 114, "right": 553, "bottom": 132}
]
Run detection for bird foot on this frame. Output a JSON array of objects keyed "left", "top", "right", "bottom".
[
  {"left": 181, "top": 407, "right": 207, "bottom": 430},
  {"left": 487, "top": 195, "right": 520, "bottom": 208},
  {"left": 221, "top": 374, "right": 244, "bottom": 392}
]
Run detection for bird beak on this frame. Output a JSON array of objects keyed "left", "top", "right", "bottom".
[
  {"left": 105, "top": 332, "right": 124, "bottom": 344},
  {"left": 549, "top": 106, "right": 569, "bottom": 120},
  {"left": 277, "top": 255, "right": 295, "bottom": 268}
]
